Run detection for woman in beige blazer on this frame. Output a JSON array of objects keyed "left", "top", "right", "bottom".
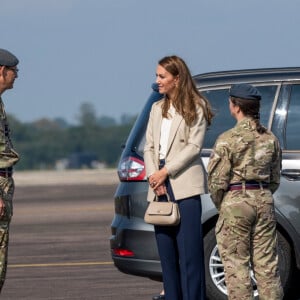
[{"left": 144, "top": 55, "right": 213, "bottom": 300}]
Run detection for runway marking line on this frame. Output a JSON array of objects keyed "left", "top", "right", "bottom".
[{"left": 9, "top": 261, "right": 114, "bottom": 268}]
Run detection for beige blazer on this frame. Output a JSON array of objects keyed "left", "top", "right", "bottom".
[{"left": 144, "top": 98, "right": 208, "bottom": 202}]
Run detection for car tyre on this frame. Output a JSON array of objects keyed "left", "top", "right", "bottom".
[
  {"left": 204, "top": 226, "right": 227, "bottom": 300},
  {"left": 204, "top": 226, "right": 293, "bottom": 300},
  {"left": 277, "top": 230, "right": 293, "bottom": 296}
]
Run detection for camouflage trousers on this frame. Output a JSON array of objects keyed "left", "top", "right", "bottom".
[
  {"left": 216, "top": 188, "right": 283, "bottom": 300},
  {"left": 0, "top": 177, "right": 14, "bottom": 293}
]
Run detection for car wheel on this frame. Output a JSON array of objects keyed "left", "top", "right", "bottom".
[
  {"left": 277, "top": 230, "right": 293, "bottom": 293},
  {"left": 204, "top": 226, "right": 292, "bottom": 300}
]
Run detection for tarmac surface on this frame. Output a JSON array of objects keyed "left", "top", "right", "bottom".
[
  {"left": 1, "top": 169, "right": 299, "bottom": 299},
  {"left": 13, "top": 169, "right": 119, "bottom": 186},
  {"left": 1, "top": 169, "right": 162, "bottom": 300}
]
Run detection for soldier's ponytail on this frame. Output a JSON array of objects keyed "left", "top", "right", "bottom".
[
  {"left": 253, "top": 115, "right": 267, "bottom": 134},
  {"left": 230, "top": 97, "right": 267, "bottom": 134}
]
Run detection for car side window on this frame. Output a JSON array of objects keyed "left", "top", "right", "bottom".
[
  {"left": 201, "top": 89, "right": 235, "bottom": 149},
  {"left": 286, "top": 85, "right": 300, "bottom": 150},
  {"left": 257, "top": 85, "right": 278, "bottom": 127},
  {"left": 201, "top": 85, "right": 277, "bottom": 149}
]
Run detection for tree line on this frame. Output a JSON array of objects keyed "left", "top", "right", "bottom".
[{"left": 9, "top": 103, "right": 136, "bottom": 170}]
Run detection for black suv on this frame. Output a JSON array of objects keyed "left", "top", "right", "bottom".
[{"left": 110, "top": 68, "right": 300, "bottom": 299}]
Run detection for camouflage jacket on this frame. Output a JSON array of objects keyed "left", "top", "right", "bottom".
[
  {"left": 207, "top": 117, "right": 281, "bottom": 209},
  {"left": 0, "top": 98, "right": 19, "bottom": 169}
]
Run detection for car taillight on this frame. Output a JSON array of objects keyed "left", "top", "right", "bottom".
[
  {"left": 118, "top": 156, "right": 146, "bottom": 181},
  {"left": 113, "top": 248, "right": 135, "bottom": 257}
]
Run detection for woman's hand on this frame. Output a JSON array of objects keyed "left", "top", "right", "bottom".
[
  {"left": 154, "top": 184, "right": 167, "bottom": 196},
  {"left": 148, "top": 167, "right": 168, "bottom": 190}
]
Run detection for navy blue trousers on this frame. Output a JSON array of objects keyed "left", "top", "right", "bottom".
[{"left": 155, "top": 164, "right": 206, "bottom": 300}]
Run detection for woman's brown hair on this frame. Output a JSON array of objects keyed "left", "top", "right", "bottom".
[
  {"left": 158, "top": 55, "right": 214, "bottom": 126},
  {"left": 230, "top": 97, "right": 267, "bottom": 134}
]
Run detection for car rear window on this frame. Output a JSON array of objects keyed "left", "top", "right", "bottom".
[{"left": 201, "top": 85, "right": 277, "bottom": 149}]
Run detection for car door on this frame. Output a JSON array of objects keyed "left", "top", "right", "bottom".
[{"left": 272, "top": 83, "right": 300, "bottom": 256}]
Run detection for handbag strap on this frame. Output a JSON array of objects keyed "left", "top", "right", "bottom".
[{"left": 154, "top": 192, "right": 172, "bottom": 202}]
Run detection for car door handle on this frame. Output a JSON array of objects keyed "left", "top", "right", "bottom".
[{"left": 281, "top": 169, "right": 300, "bottom": 181}]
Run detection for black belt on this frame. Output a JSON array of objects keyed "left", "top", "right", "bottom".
[
  {"left": 0, "top": 167, "right": 13, "bottom": 178},
  {"left": 228, "top": 181, "right": 268, "bottom": 191}
]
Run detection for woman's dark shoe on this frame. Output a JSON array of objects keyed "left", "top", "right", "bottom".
[{"left": 152, "top": 294, "right": 165, "bottom": 300}]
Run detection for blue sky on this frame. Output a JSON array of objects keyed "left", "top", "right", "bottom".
[{"left": 2, "top": 0, "right": 300, "bottom": 124}]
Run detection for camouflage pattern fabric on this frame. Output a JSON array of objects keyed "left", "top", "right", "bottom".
[
  {"left": 0, "top": 98, "right": 19, "bottom": 168},
  {"left": 216, "top": 189, "right": 283, "bottom": 300},
  {"left": 0, "top": 177, "right": 14, "bottom": 292},
  {"left": 207, "top": 117, "right": 283, "bottom": 299},
  {"left": 0, "top": 97, "right": 19, "bottom": 292},
  {"left": 207, "top": 117, "right": 281, "bottom": 209}
]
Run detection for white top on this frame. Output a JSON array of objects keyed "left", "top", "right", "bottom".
[{"left": 159, "top": 105, "right": 176, "bottom": 159}]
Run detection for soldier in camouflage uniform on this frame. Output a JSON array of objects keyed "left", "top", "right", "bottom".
[
  {"left": 0, "top": 49, "right": 20, "bottom": 292},
  {"left": 207, "top": 83, "right": 283, "bottom": 300}
]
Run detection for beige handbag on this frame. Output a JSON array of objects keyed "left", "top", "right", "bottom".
[{"left": 144, "top": 194, "right": 180, "bottom": 226}]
